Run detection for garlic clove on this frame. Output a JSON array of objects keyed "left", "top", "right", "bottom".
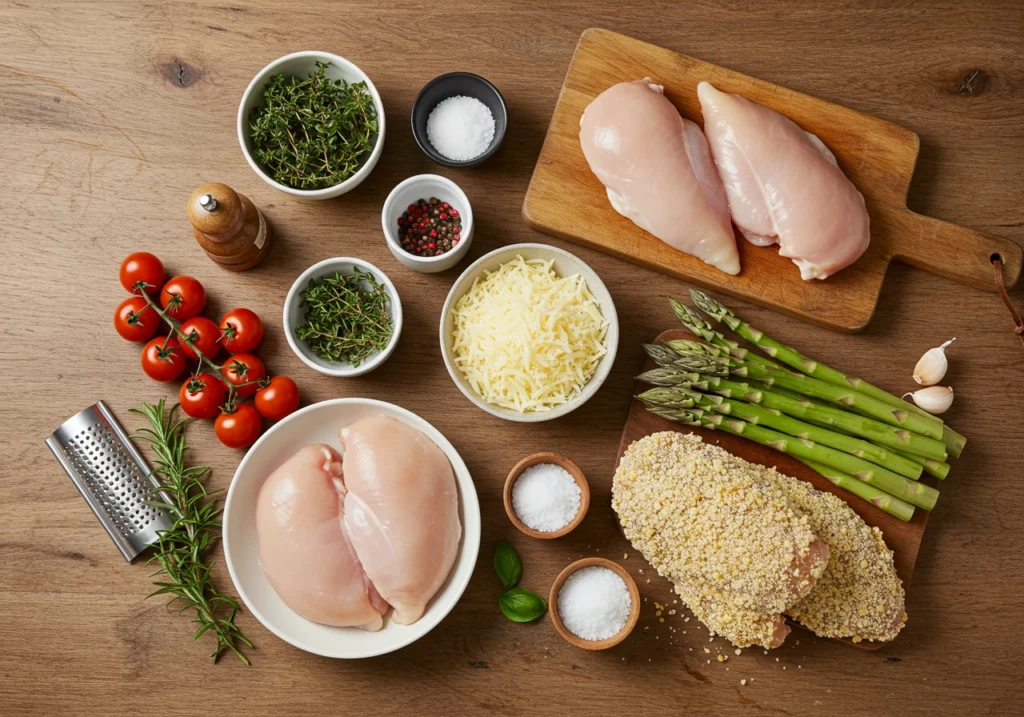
[
  {"left": 913, "top": 338, "right": 956, "bottom": 386},
  {"left": 903, "top": 386, "right": 954, "bottom": 415}
]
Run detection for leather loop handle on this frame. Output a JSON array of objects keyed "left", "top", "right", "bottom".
[{"left": 993, "top": 257, "right": 1024, "bottom": 348}]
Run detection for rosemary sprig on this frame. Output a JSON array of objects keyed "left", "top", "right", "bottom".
[
  {"left": 131, "top": 398, "right": 253, "bottom": 665},
  {"left": 295, "top": 267, "right": 393, "bottom": 366},
  {"left": 249, "top": 60, "right": 378, "bottom": 190}
]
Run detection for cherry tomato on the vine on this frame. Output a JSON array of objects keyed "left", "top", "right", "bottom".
[
  {"left": 178, "top": 372, "right": 228, "bottom": 419},
  {"left": 219, "top": 308, "right": 264, "bottom": 354},
  {"left": 114, "top": 296, "right": 160, "bottom": 342},
  {"left": 119, "top": 252, "right": 164, "bottom": 296},
  {"left": 220, "top": 353, "right": 266, "bottom": 397},
  {"left": 160, "top": 276, "right": 207, "bottom": 320},
  {"left": 179, "top": 316, "right": 221, "bottom": 361},
  {"left": 215, "top": 403, "right": 262, "bottom": 448},
  {"left": 255, "top": 376, "right": 300, "bottom": 421},
  {"left": 140, "top": 337, "right": 187, "bottom": 382}
]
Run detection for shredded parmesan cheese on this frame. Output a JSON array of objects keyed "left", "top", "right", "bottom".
[{"left": 450, "top": 255, "right": 608, "bottom": 412}]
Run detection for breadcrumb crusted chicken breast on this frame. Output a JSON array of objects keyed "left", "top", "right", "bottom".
[
  {"left": 775, "top": 476, "right": 906, "bottom": 642},
  {"left": 701, "top": 446, "right": 906, "bottom": 643},
  {"left": 612, "top": 432, "right": 829, "bottom": 648}
]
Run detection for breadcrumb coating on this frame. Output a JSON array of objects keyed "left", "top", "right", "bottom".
[
  {"left": 703, "top": 446, "right": 906, "bottom": 643},
  {"left": 612, "top": 432, "right": 828, "bottom": 648},
  {"left": 777, "top": 477, "right": 906, "bottom": 642},
  {"left": 613, "top": 431, "right": 906, "bottom": 649}
]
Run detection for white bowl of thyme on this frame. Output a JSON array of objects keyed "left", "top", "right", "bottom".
[
  {"left": 238, "top": 51, "right": 386, "bottom": 199},
  {"left": 284, "top": 257, "right": 402, "bottom": 377}
]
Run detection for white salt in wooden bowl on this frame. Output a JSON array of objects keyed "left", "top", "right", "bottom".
[
  {"left": 503, "top": 452, "right": 590, "bottom": 539},
  {"left": 549, "top": 558, "right": 641, "bottom": 651}
]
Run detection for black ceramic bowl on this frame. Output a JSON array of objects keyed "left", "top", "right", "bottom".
[{"left": 411, "top": 72, "right": 507, "bottom": 168}]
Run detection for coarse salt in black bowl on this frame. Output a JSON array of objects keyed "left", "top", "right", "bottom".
[{"left": 411, "top": 72, "right": 507, "bottom": 168}]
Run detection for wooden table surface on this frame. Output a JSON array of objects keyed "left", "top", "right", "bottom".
[{"left": 2, "top": 1, "right": 1022, "bottom": 715}]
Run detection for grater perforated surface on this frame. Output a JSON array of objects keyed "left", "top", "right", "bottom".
[{"left": 46, "top": 401, "right": 172, "bottom": 562}]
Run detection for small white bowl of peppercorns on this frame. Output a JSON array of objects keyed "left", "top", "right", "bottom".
[{"left": 382, "top": 174, "right": 474, "bottom": 273}]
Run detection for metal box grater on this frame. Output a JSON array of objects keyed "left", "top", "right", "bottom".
[{"left": 45, "top": 401, "right": 173, "bottom": 562}]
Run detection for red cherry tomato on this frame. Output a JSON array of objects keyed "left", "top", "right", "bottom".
[
  {"left": 140, "top": 337, "right": 187, "bottom": 382},
  {"left": 215, "top": 404, "right": 262, "bottom": 448},
  {"left": 178, "top": 372, "right": 228, "bottom": 419},
  {"left": 255, "top": 376, "right": 300, "bottom": 421},
  {"left": 219, "top": 308, "right": 264, "bottom": 354},
  {"left": 178, "top": 316, "right": 221, "bottom": 361},
  {"left": 119, "top": 252, "right": 165, "bottom": 295},
  {"left": 160, "top": 276, "right": 207, "bottom": 320},
  {"left": 220, "top": 353, "right": 266, "bottom": 397},
  {"left": 114, "top": 296, "right": 160, "bottom": 342}
]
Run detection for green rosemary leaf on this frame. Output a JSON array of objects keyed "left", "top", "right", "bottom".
[{"left": 131, "top": 398, "right": 253, "bottom": 665}]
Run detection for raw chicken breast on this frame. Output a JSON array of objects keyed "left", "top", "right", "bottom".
[
  {"left": 256, "top": 444, "right": 386, "bottom": 630},
  {"left": 341, "top": 416, "right": 461, "bottom": 625},
  {"left": 580, "top": 79, "right": 740, "bottom": 275},
  {"left": 697, "top": 81, "right": 870, "bottom": 280}
]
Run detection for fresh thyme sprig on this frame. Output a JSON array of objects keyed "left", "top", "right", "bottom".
[
  {"left": 295, "top": 267, "right": 393, "bottom": 366},
  {"left": 249, "top": 60, "right": 378, "bottom": 190},
  {"left": 131, "top": 398, "right": 253, "bottom": 665}
]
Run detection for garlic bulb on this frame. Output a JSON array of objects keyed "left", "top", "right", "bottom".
[
  {"left": 913, "top": 338, "right": 956, "bottom": 386},
  {"left": 903, "top": 386, "right": 954, "bottom": 415}
]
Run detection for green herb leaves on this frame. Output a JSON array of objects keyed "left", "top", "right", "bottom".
[
  {"left": 249, "top": 61, "right": 378, "bottom": 190},
  {"left": 494, "top": 540, "right": 522, "bottom": 590},
  {"left": 493, "top": 541, "right": 546, "bottom": 623},
  {"left": 131, "top": 399, "right": 252, "bottom": 664},
  {"left": 499, "top": 587, "right": 548, "bottom": 623},
  {"left": 295, "top": 267, "right": 392, "bottom": 367}
]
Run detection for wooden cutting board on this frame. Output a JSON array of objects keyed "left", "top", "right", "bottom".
[
  {"left": 524, "top": 29, "right": 1023, "bottom": 332},
  {"left": 615, "top": 329, "right": 933, "bottom": 648}
]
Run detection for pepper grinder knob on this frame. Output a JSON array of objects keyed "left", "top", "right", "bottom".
[{"left": 199, "top": 194, "right": 218, "bottom": 212}]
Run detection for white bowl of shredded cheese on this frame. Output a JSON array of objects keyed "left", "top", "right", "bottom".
[{"left": 439, "top": 244, "right": 618, "bottom": 422}]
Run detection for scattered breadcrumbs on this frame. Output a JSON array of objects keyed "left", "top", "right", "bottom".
[{"left": 612, "top": 433, "right": 829, "bottom": 649}]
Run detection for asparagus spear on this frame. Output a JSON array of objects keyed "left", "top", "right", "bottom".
[
  {"left": 890, "top": 448, "right": 951, "bottom": 480},
  {"left": 636, "top": 367, "right": 949, "bottom": 461},
  {"left": 669, "top": 298, "right": 780, "bottom": 368},
  {"left": 689, "top": 289, "right": 967, "bottom": 457},
  {"left": 638, "top": 386, "right": 924, "bottom": 480},
  {"left": 670, "top": 349, "right": 947, "bottom": 441},
  {"left": 795, "top": 458, "right": 916, "bottom": 523},
  {"left": 646, "top": 406, "right": 939, "bottom": 511}
]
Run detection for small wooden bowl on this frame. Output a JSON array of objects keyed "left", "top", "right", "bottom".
[
  {"left": 503, "top": 452, "right": 590, "bottom": 539},
  {"left": 549, "top": 557, "right": 641, "bottom": 650}
]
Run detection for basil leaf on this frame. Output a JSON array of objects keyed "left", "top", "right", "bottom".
[
  {"left": 493, "top": 541, "right": 522, "bottom": 590},
  {"left": 498, "top": 587, "right": 547, "bottom": 623}
]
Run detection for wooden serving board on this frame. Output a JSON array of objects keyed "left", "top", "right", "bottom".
[
  {"left": 524, "top": 29, "right": 1023, "bottom": 332},
  {"left": 615, "top": 329, "right": 933, "bottom": 648}
]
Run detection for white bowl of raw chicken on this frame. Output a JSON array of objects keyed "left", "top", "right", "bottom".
[{"left": 223, "top": 398, "right": 481, "bottom": 658}]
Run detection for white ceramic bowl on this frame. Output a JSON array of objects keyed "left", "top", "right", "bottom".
[
  {"left": 284, "top": 257, "right": 402, "bottom": 377},
  {"left": 382, "top": 175, "right": 474, "bottom": 273},
  {"left": 440, "top": 243, "right": 619, "bottom": 422},
  {"left": 238, "top": 51, "right": 386, "bottom": 199},
  {"left": 223, "top": 398, "right": 481, "bottom": 659}
]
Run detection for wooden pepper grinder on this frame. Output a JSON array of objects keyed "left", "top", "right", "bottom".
[{"left": 187, "top": 182, "right": 271, "bottom": 271}]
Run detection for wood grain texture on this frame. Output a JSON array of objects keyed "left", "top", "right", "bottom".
[
  {"left": 617, "top": 329, "right": 931, "bottom": 650},
  {"left": 1, "top": 1, "right": 1023, "bottom": 716},
  {"left": 523, "top": 29, "right": 1023, "bottom": 331}
]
